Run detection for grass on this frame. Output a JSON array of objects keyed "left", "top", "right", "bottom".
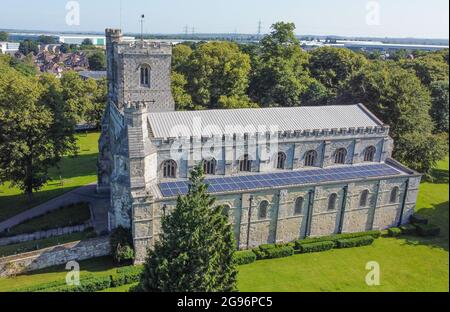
[
  {"left": 0, "top": 230, "right": 96, "bottom": 258},
  {"left": 0, "top": 157, "right": 447, "bottom": 292},
  {"left": 0, "top": 132, "right": 100, "bottom": 222},
  {"left": 0, "top": 256, "right": 117, "bottom": 292},
  {"left": 5, "top": 202, "right": 91, "bottom": 237}
]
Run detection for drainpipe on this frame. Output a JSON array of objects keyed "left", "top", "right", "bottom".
[
  {"left": 338, "top": 186, "right": 349, "bottom": 234},
  {"left": 246, "top": 195, "right": 254, "bottom": 249},
  {"left": 397, "top": 179, "right": 410, "bottom": 227},
  {"left": 305, "top": 189, "right": 315, "bottom": 238}
]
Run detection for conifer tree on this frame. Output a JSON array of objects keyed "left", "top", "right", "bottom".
[{"left": 137, "top": 165, "right": 237, "bottom": 292}]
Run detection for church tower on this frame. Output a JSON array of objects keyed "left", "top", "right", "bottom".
[{"left": 105, "top": 28, "right": 175, "bottom": 112}]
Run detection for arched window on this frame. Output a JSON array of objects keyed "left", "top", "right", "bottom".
[
  {"left": 335, "top": 148, "right": 347, "bottom": 164},
  {"left": 203, "top": 158, "right": 217, "bottom": 175},
  {"left": 328, "top": 193, "right": 338, "bottom": 210},
  {"left": 304, "top": 150, "right": 317, "bottom": 167},
  {"left": 222, "top": 205, "right": 231, "bottom": 218},
  {"left": 390, "top": 187, "right": 399, "bottom": 204},
  {"left": 259, "top": 201, "right": 269, "bottom": 219},
  {"left": 140, "top": 65, "right": 150, "bottom": 87},
  {"left": 239, "top": 154, "right": 252, "bottom": 172},
  {"left": 364, "top": 146, "right": 376, "bottom": 162},
  {"left": 360, "top": 190, "right": 369, "bottom": 207},
  {"left": 277, "top": 152, "right": 287, "bottom": 169},
  {"left": 162, "top": 160, "right": 177, "bottom": 178},
  {"left": 294, "top": 197, "right": 304, "bottom": 215}
]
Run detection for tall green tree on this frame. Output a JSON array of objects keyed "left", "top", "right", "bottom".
[
  {"left": 401, "top": 53, "right": 449, "bottom": 86},
  {"left": 137, "top": 165, "right": 237, "bottom": 292},
  {"left": 308, "top": 47, "right": 367, "bottom": 97},
  {"left": 249, "top": 22, "right": 312, "bottom": 107},
  {"left": 0, "top": 65, "right": 77, "bottom": 200},
  {"left": 186, "top": 41, "right": 251, "bottom": 108},
  {"left": 172, "top": 44, "right": 192, "bottom": 73},
  {"left": 429, "top": 80, "right": 449, "bottom": 133},
  {"left": 88, "top": 50, "right": 107, "bottom": 71},
  {"left": 19, "top": 40, "right": 39, "bottom": 55},
  {"left": 339, "top": 61, "right": 447, "bottom": 177},
  {"left": 171, "top": 71, "right": 194, "bottom": 110},
  {"left": 0, "top": 31, "right": 8, "bottom": 42}
]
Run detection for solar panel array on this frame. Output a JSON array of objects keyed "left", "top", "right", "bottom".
[{"left": 159, "top": 163, "right": 403, "bottom": 198}]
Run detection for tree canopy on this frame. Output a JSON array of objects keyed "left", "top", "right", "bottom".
[{"left": 137, "top": 165, "right": 237, "bottom": 292}]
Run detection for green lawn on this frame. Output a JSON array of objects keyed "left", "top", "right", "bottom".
[
  {"left": 0, "top": 256, "right": 117, "bottom": 292},
  {"left": 0, "top": 132, "right": 100, "bottom": 222},
  {"left": 0, "top": 157, "right": 448, "bottom": 292},
  {"left": 6, "top": 202, "right": 91, "bottom": 236}
]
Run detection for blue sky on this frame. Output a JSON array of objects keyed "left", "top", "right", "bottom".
[{"left": 1, "top": 0, "right": 448, "bottom": 38}]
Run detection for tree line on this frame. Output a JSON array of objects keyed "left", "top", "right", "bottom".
[{"left": 171, "top": 22, "right": 449, "bottom": 178}]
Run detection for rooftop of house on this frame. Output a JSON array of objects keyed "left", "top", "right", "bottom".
[{"left": 146, "top": 104, "right": 385, "bottom": 139}]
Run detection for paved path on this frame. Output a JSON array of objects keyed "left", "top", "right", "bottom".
[{"left": 0, "top": 183, "right": 110, "bottom": 234}]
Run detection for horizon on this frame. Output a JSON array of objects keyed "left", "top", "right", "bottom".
[{"left": 0, "top": 0, "right": 448, "bottom": 39}]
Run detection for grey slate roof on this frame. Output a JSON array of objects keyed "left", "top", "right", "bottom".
[{"left": 147, "top": 104, "right": 383, "bottom": 138}]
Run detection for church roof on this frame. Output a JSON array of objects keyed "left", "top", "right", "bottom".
[{"left": 147, "top": 104, "right": 384, "bottom": 138}]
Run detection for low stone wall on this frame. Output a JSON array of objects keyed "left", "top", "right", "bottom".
[
  {"left": 0, "top": 222, "right": 93, "bottom": 247},
  {"left": 0, "top": 237, "right": 110, "bottom": 278}
]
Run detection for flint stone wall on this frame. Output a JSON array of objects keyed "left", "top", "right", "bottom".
[{"left": 0, "top": 237, "right": 110, "bottom": 277}]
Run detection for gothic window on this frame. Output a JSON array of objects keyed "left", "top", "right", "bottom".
[
  {"left": 335, "top": 148, "right": 347, "bottom": 164},
  {"left": 277, "top": 152, "right": 287, "bottom": 169},
  {"left": 162, "top": 160, "right": 177, "bottom": 178},
  {"left": 259, "top": 201, "right": 269, "bottom": 219},
  {"left": 239, "top": 154, "right": 252, "bottom": 172},
  {"left": 295, "top": 197, "right": 304, "bottom": 215},
  {"left": 364, "top": 146, "right": 376, "bottom": 162},
  {"left": 222, "top": 205, "right": 231, "bottom": 218},
  {"left": 203, "top": 158, "right": 217, "bottom": 175},
  {"left": 390, "top": 187, "right": 399, "bottom": 204},
  {"left": 328, "top": 193, "right": 338, "bottom": 210},
  {"left": 140, "top": 65, "right": 150, "bottom": 87},
  {"left": 305, "top": 150, "right": 317, "bottom": 167},
  {"left": 360, "top": 190, "right": 369, "bottom": 207}
]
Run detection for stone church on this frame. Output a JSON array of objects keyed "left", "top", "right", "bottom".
[{"left": 97, "top": 29, "right": 422, "bottom": 263}]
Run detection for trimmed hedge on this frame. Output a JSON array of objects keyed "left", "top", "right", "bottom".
[
  {"left": 252, "top": 243, "right": 289, "bottom": 260},
  {"left": 410, "top": 214, "right": 428, "bottom": 225},
  {"left": 233, "top": 250, "right": 257, "bottom": 265},
  {"left": 295, "top": 230, "right": 381, "bottom": 249},
  {"left": 265, "top": 246, "right": 294, "bottom": 259},
  {"left": 415, "top": 223, "right": 441, "bottom": 237},
  {"left": 298, "top": 241, "right": 335, "bottom": 254},
  {"left": 400, "top": 224, "right": 417, "bottom": 235},
  {"left": 14, "top": 265, "right": 143, "bottom": 293},
  {"left": 388, "top": 227, "right": 402, "bottom": 237},
  {"left": 336, "top": 236, "right": 375, "bottom": 249}
]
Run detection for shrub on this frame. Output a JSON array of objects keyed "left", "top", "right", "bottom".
[
  {"left": 336, "top": 236, "right": 375, "bottom": 249},
  {"left": 294, "top": 230, "right": 381, "bottom": 249},
  {"left": 388, "top": 227, "right": 402, "bottom": 237},
  {"left": 400, "top": 224, "right": 417, "bottom": 235},
  {"left": 233, "top": 250, "right": 257, "bottom": 265},
  {"left": 298, "top": 241, "right": 335, "bottom": 253},
  {"left": 110, "top": 226, "right": 134, "bottom": 263},
  {"left": 415, "top": 224, "right": 441, "bottom": 237},
  {"left": 410, "top": 213, "right": 428, "bottom": 225},
  {"left": 265, "top": 246, "right": 294, "bottom": 259}
]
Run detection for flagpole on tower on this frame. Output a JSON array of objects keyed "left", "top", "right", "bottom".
[{"left": 140, "top": 14, "right": 145, "bottom": 41}]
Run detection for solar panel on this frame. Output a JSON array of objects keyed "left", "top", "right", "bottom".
[{"left": 159, "top": 163, "right": 404, "bottom": 198}]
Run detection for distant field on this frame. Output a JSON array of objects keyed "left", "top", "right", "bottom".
[{"left": 0, "top": 132, "right": 100, "bottom": 222}]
